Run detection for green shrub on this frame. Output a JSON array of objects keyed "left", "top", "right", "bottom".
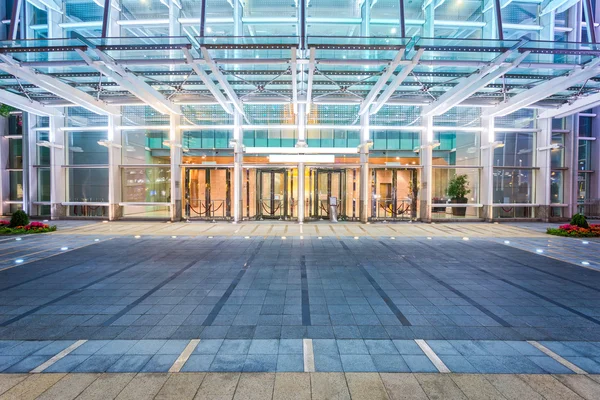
[
  {"left": 570, "top": 213, "right": 589, "bottom": 229},
  {"left": 9, "top": 210, "right": 29, "bottom": 228}
]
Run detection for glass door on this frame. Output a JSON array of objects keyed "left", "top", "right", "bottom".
[
  {"left": 371, "top": 168, "right": 418, "bottom": 221},
  {"left": 185, "top": 168, "right": 231, "bottom": 220},
  {"left": 256, "top": 169, "right": 291, "bottom": 220},
  {"left": 310, "top": 169, "right": 347, "bottom": 220}
]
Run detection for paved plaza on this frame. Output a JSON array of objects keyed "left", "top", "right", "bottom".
[{"left": 0, "top": 221, "right": 599, "bottom": 398}]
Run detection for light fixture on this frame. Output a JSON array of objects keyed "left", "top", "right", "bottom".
[
  {"left": 582, "top": 261, "right": 590, "bottom": 266},
  {"left": 537, "top": 144, "right": 563, "bottom": 151},
  {"left": 245, "top": 236, "right": 250, "bottom": 239},
  {"left": 318, "top": 236, "right": 322, "bottom": 240},
  {"left": 463, "top": 237, "right": 469, "bottom": 241},
  {"left": 206, "top": 27, "right": 212, "bottom": 33},
  {"left": 134, "top": 235, "right": 141, "bottom": 239},
  {"left": 536, "top": 249, "right": 544, "bottom": 253},
  {"left": 15, "top": 237, "right": 21, "bottom": 241},
  {"left": 282, "top": 236, "right": 286, "bottom": 240},
  {"left": 15, "top": 259, "right": 24, "bottom": 264},
  {"left": 390, "top": 237, "right": 395, "bottom": 240},
  {"left": 582, "top": 241, "right": 589, "bottom": 244},
  {"left": 480, "top": 141, "right": 504, "bottom": 150},
  {"left": 97, "top": 139, "right": 122, "bottom": 148},
  {"left": 504, "top": 240, "right": 510, "bottom": 244},
  {"left": 208, "top": 236, "right": 213, "bottom": 238},
  {"left": 94, "top": 239, "right": 100, "bottom": 242},
  {"left": 354, "top": 237, "right": 359, "bottom": 240},
  {"left": 171, "top": 236, "right": 177, "bottom": 238},
  {"left": 390, "top": 27, "right": 397, "bottom": 34},
  {"left": 36, "top": 140, "right": 63, "bottom": 149},
  {"left": 60, "top": 247, "right": 68, "bottom": 251}
]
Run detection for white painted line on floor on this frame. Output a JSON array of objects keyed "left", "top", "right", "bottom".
[
  {"left": 30, "top": 339, "right": 87, "bottom": 373},
  {"left": 303, "top": 338, "right": 315, "bottom": 372},
  {"left": 415, "top": 339, "right": 450, "bottom": 373},
  {"left": 528, "top": 340, "right": 587, "bottom": 375},
  {"left": 169, "top": 339, "right": 200, "bottom": 373}
]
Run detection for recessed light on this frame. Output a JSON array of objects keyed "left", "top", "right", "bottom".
[
  {"left": 60, "top": 247, "right": 68, "bottom": 251},
  {"left": 390, "top": 237, "right": 395, "bottom": 240},
  {"left": 427, "top": 237, "right": 432, "bottom": 240},
  {"left": 134, "top": 235, "right": 141, "bottom": 239},
  {"left": 463, "top": 237, "right": 469, "bottom": 241},
  {"left": 582, "top": 241, "right": 589, "bottom": 244},
  {"left": 102, "top": 221, "right": 108, "bottom": 223},
  {"left": 582, "top": 261, "right": 590, "bottom": 266},
  {"left": 318, "top": 236, "right": 322, "bottom": 240},
  {"left": 208, "top": 236, "right": 213, "bottom": 239},
  {"left": 300, "top": 236, "right": 304, "bottom": 240},
  {"left": 354, "top": 237, "right": 359, "bottom": 240},
  {"left": 504, "top": 240, "right": 510, "bottom": 244},
  {"left": 245, "top": 236, "right": 250, "bottom": 239},
  {"left": 282, "top": 236, "right": 286, "bottom": 240},
  {"left": 15, "top": 259, "right": 23, "bottom": 264},
  {"left": 171, "top": 236, "right": 177, "bottom": 238},
  {"left": 15, "top": 238, "right": 21, "bottom": 241},
  {"left": 536, "top": 249, "right": 544, "bottom": 253}
]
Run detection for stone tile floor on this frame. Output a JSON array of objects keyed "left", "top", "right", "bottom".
[
  {"left": 0, "top": 222, "right": 599, "bottom": 378},
  {"left": 1, "top": 372, "right": 600, "bottom": 399}
]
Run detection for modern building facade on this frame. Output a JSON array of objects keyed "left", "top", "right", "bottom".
[{"left": 0, "top": 0, "right": 599, "bottom": 223}]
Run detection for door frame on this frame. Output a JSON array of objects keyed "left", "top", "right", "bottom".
[{"left": 184, "top": 166, "right": 232, "bottom": 220}]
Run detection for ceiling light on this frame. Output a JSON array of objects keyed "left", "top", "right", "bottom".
[{"left": 390, "top": 27, "right": 397, "bottom": 34}]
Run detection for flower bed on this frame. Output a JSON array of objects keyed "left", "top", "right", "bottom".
[
  {"left": 0, "top": 220, "right": 57, "bottom": 235},
  {"left": 547, "top": 224, "right": 600, "bottom": 238}
]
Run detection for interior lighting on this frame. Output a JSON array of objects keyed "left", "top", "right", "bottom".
[
  {"left": 390, "top": 27, "right": 397, "bottom": 34},
  {"left": 206, "top": 27, "right": 212, "bottom": 33}
]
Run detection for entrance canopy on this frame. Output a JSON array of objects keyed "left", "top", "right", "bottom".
[{"left": 1, "top": 36, "right": 600, "bottom": 120}]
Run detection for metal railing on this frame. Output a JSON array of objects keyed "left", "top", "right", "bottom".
[{"left": 187, "top": 199, "right": 230, "bottom": 219}]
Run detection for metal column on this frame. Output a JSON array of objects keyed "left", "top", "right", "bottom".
[
  {"left": 233, "top": 112, "right": 243, "bottom": 223},
  {"left": 359, "top": 113, "right": 370, "bottom": 223}
]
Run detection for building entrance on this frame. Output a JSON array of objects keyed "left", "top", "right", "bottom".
[
  {"left": 308, "top": 168, "right": 358, "bottom": 220},
  {"left": 251, "top": 169, "right": 295, "bottom": 220},
  {"left": 185, "top": 167, "right": 232, "bottom": 220},
  {"left": 371, "top": 168, "right": 418, "bottom": 221}
]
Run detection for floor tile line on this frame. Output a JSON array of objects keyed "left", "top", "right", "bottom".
[
  {"left": 417, "top": 238, "right": 600, "bottom": 327},
  {"left": 102, "top": 258, "right": 201, "bottom": 327},
  {"left": 303, "top": 338, "right": 315, "bottom": 372},
  {"left": 30, "top": 339, "right": 87, "bottom": 373},
  {"left": 464, "top": 241, "right": 600, "bottom": 292},
  {"left": 169, "top": 339, "right": 200, "bottom": 373},
  {"left": 300, "top": 255, "right": 311, "bottom": 326},
  {"left": 527, "top": 341, "right": 588, "bottom": 375},
  {"left": 415, "top": 339, "right": 451, "bottom": 373},
  {"left": 203, "top": 241, "right": 264, "bottom": 326},
  {"left": 0, "top": 250, "right": 157, "bottom": 327},
  {"left": 379, "top": 240, "right": 510, "bottom": 327},
  {"left": 340, "top": 240, "right": 412, "bottom": 326}
]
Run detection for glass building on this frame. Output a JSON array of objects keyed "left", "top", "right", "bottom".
[{"left": 0, "top": 0, "right": 599, "bottom": 222}]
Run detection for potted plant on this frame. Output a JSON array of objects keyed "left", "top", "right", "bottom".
[{"left": 447, "top": 174, "right": 470, "bottom": 216}]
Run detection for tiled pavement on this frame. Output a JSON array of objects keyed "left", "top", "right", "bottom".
[
  {"left": 0, "top": 222, "right": 600, "bottom": 379},
  {"left": 1, "top": 372, "right": 600, "bottom": 400}
]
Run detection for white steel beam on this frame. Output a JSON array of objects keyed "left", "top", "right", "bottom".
[
  {"left": 291, "top": 47, "right": 298, "bottom": 114},
  {"left": 0, "top": 55, "right": 120, "bottom": 116},
  {"left": 370, "top": 48, "right": 424, "bottom": 115},
  {"left": 305, "top": 47, "right": 316, "bottom": 115},
  {"left": 359, "top": 48, "right": 406, "bottom": 115},
  {"left": 27, "top": 0, "right": 62, "bottom": 13},
  {"left": 80, "top": 49, "right": 182, "bottom": 115},
  {"left": 487, "top": 57, "right": 600, "bottom": 117},
  {"left": 0, "top": 89, "right": 63, "bottom": 117},
  {"left": 201, "top": 46, "right": 245, "bottom": 116},
  {"left": 541, "top": 0, "right": 579, "bottom": 15},
  {"left": 539, "top": 91, "right": 600, "bottom": 119},
  {"left": 422, "top": 50, "right": 530, "bottom": 116},
  {"left": 182, "top": 47, "right": 233, "bottom": 114}
]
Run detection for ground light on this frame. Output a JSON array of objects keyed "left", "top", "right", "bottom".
[
  {"left": 504, "top": 240, "right": 510, "bottom": 244},
  {"left": 208, "top": 236, "right": 213, "bottom": 239},
  {"left": 427, "top": 237, "right": 432, "bottom": 240},
  {"left": 244, "top": 236, "right": 250, "bottom": 239},
  {"left": 171, "top": 236, "right": 177, "bottom": 238},
  {"left": 354, "top": 237, "right": 359, "bottom": 240},
  {"left": 94, "top": 239, "right": 100, "bottom": 242},
  {"left": 60, "top": 247, "right": 68, "bottom": 251},
  {"left": 582, "top": 261, "right": 590, "bottom": 266},
  {"left": 463, "top": 237, "right": 469, "bottom": 241},
  {"left": 300, "top": 236, "right": 304, "bottom": 240},
  {"left": 318, "top": 237, "right": 322, "bottom": 240},
  {"left": 281, "top": 236, "right": 286, "bottom": 240},
  {"left": 134, "top": 235, "right": 141, "bottom": 239},
  {"left": 390, "top": 237, "right": 395, "bottom": 240},
  {"left": 15, "top": 238, "right": 21, "bottom": 241},
  {"left": 15, "top": 259, "right": 23, "bottom": 264},
  {"left": 583, "top": 241, "right": 589, "bottom": 244},
  {"left": 536, "top": 249, "right": 544, "bottom": 253}
]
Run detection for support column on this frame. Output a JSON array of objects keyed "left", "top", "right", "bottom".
[
  {"left": 360, "top": 0, "right": 370, "bottom": 37},
  {"left": 481, "top": 115, "right": 494, "bottom": 221},
  {"left": 420, "top": 115, "right": 433, "bottom": 222},
  {"left": 108, "top": 115, "right": 122, "bottom": 220},
  {"left": 170, "top": 113, "right": 182, "bottom": 221},
  {"left": 359, "top": 113, "right": 370, "bottom": 223},
  {"left": 0, "top": 117, "right": 8, "bottom": 216},
  {"left": 297, "top": 103, "right": 306, "bottom": 224},
  {"left": 233, "top": 112, "right": 243, "bottom": 223},
  {"left": 25, "top": 113, "right": 37, "bottom": 215},
  {"left": 536, "top": 118, "right": 552, "bottom": 221},
  {"left": 49, "top": 114, "right": 65, "bottom": 219},
  {"left": 21, "top": 114, "right": 30, "bottom": 214},
  {"left": 589, "top": 107, "right": 600, "bottom": 207},
  {"left": 564, "top": 115, "right": 579, "bottom": 217}
]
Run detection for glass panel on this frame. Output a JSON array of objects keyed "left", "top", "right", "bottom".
[
  {"left": 551, "top": 134, "right": 565, "bottom": 168},
  {"left": 579, "top": 116, "right": 593, "bottom": 137},
  {"left": 8, "top": 115, "right": 22, "bottom": 135},
  {"left": 122, "top": 167, "right": 171, "bottom": 203},
  {"left": 67, "top": 168, "right": 109, "bottom": 202},
  {"left": 493, "top": 169, "right": 535, "bottom": 204},
  {"left": 122, "top": 130, "right": 170, "bottom": 164},
  {"left": 9, "top": 171, "right": 23, "bottom": 201},
  {"left": 37, "top": 168, "right": 51, "bottom": 202},
  {"left": 432, "top": 167, "right": 480, "bottom": 204},
  {"left": 122, "top": 206, "right": 170, "bottom": 219},
  {"left": 36, "top": 131, "right": 50, "bottom": 166},
  {"left": 8, "top": 138, "right": 22, "bottom": 169},
  {"left": 493, "top": 206, "right": 535, "bottom": 219},
  {"left": 578, "top": 172, "right": 590, "bottom": 202},
  {"left": 551, "top": 170, "right": 563, "bottom": 204},
  {"left": 433, "top": 131, "right": 480, "bottom": 166},
  {"left": 67, "top": 131, "right": 109, "bottom": 165},
  {"left": 494, "top": 132, "right": 535, "bottom": 167},
  {"left": 578, "top": 140, "right": 592, "bottom": 170}
]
